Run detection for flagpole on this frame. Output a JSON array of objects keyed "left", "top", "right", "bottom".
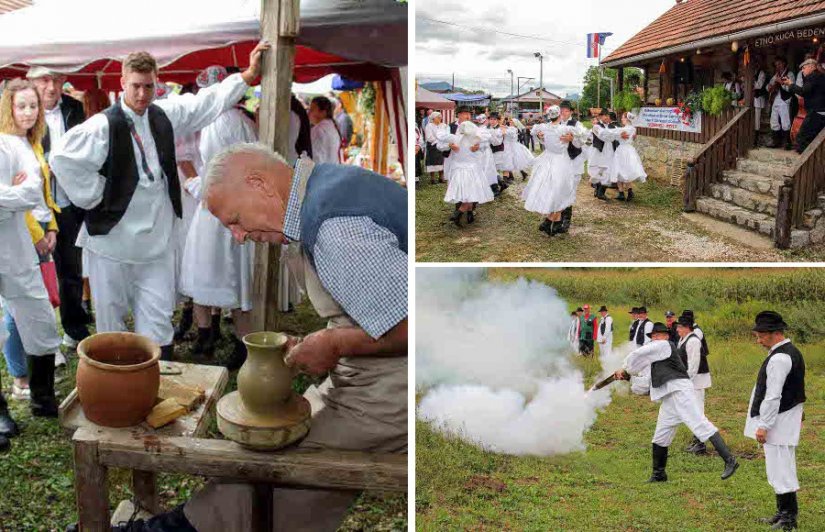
[{"left": 597, "top": 36, "right": 601, "bottom": 109}]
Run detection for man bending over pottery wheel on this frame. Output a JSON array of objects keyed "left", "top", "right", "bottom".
[{"left": 127, "top": 147, "right": 407, "bottom": 531}]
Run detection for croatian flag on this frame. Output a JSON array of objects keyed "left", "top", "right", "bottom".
[{"left": 587, "top": 32, "right": 613, "bottom": 59}]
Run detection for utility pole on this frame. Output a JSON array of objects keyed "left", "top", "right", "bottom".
[
  {"left": 507, "top": 68, "right": 514, "bottom": 112},
  {"left": 534, "top": 52, "right": 543, "bottom": 113},
  {"left": 451, "top": 72, "right": 455, "bottom": 91}
]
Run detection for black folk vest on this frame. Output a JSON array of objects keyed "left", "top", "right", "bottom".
[
  {"left": 85, "top": 103, "right": 181, "bottom": 236},
  {"left": 629, "top": 319, "right": 639, "bottom": 342},
  {"left": 750, "top": 342, "right": 806, "bottom": 418},
  {"left": 599, "top": 316, "right": 613, "bottom": 335},
  {"left": 592, "top": 122, "right": 607, "bottom": 152},
  {"left": 634, "top": 319, "right": 650, "bottom": 346},
  {"left": 677, "top": 333, "right": 710, "bottom": 375},
  {"left": 443, "top": 122, "right": 460, "bottom": 158},
  {"left": 566, "top": 118, "right": 582, "bottom": 160},
  {"left": 777, "top": 69, "right": 793, "bottom": 102},
  {"left": 650, "top": 341, "right": 689, "bottom": 389}
]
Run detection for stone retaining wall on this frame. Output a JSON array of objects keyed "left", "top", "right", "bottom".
[{"left": 635, "top": 136, "right": 703, "bottom": 186}]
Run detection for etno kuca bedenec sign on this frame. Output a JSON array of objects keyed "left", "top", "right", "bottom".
[{"left": 633, "top": 107, "right": 702, "bottom": 134}]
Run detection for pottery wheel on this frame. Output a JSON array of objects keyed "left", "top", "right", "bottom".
[{"left": 217, "top": 391, "right": 311, "bottom": 451}]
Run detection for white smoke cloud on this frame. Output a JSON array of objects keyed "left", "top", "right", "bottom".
[{"left": 416, "top": 268, "right": 633, "bottom": 456}]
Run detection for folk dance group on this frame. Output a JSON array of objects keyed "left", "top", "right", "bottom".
[
  {"left": 602, "top": 309, "right": 805, "bottom": 531},
  {"left": 427, "top": 101, "right": 647, "bottom": 235}
]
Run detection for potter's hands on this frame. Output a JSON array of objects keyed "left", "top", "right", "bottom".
[{"left": 284, "top": 329, "right": 340, "bottom": 376}]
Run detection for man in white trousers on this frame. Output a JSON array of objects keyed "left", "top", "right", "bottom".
[
  {"left": 597, "top": 305, "right": 613, "bottom": 360},
  {"left": 676, "top": 315, "right": 712, "bottom": 454},
  {"left": 747, "top": 311, "right": 805, "bottom": 531},
  {"left": 615, "top": 322, "right": 738, "bottom": 483}
]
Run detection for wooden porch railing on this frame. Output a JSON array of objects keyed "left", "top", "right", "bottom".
[
  {"left": 683, "top": 107, "right": 754, "bottom": 211},
  {"left": 775, "top": 127, "right": 825, "bottom": 248},
  {"left": 637, "top": 106, "right": 738, "bottom": 144}
]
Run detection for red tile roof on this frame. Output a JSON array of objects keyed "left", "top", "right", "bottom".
[
  {"left": 604, "top": 0, "right": 825, "bottom": 65},
  {"left": 0, "top": 0, "right": 30, "bottom": 14}
]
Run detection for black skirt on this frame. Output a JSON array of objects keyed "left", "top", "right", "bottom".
[{"left": 425, "top": 144, "right": 445, "bottom": 167}]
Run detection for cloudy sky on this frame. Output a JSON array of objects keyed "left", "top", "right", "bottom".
[{"left": 416, "top": 0, "right": 674, "bottom": 97}]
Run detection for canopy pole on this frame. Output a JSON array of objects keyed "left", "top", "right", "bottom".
[{"left": 251, "top": 0, "right": 299, "bottom": 332}]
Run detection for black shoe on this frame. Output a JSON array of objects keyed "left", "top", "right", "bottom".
[
  {"left": 708, "top": 432, "right": 738, "bottom": 480},
  {"left": 467, "top": 210, "right": 475, "bottom": 224},
  {"left": 491, "top": 184, "right": 500, "bottom": 196},
  {"left": 0, "top": 409, "right": 20, "bottom": 438},
  {"left": 449, "top": 209, "right": 463, "bottom": 227},
  {"left": 210, "top": 314, "right": 223, "bottom": 344},
  {"left": 760, "top": 494, "right": 783, "bottom": 525},
  {"left": 498, "top": 181, "right": 509, "bottom": 193},
  {"left": 647, "top": 443, "right": 668, "bottom": 482},
  {"left": 174, "top": 304, "right": 194, "bottom": 342},
  {"left": 626, "top": 189, "right": 635, "bottom": 202},
  {"left": 616, "top": 191, "right": 626, "bottom": 201},
  {"left": 160, "top": 344, "right": 175, "bottom": 362},
  {"left": 29, "top": 355, "right": 58, "bottom": 418},
  {"left": 771, "top": 130, "right": 783, "bottom": 148},
  {"left": 192, "top": 328, "right": 215, "bottom": 358},
  {"left": 595, "top": 185, "right": 609, "bottom": 201},
  {"left": 226, "top": 336, "right": 248, "bottom": 372},
  {"left": 539, "top": 219, "right": 552, "bottom": 233},
  {"left": 771, "top": 492, "right": 798, "bottom": 530},
  {"left": 110, "top": 503, "right": 198, "bottom": 532},
  {"left": 521, "top": 171, "right": 528, "bottom": 181},
  {"left": 0, "top": 434, "right": 9, "bottom": 453},
  {"left": 783, "top": 131, "right": 794, "bottom": 151}
]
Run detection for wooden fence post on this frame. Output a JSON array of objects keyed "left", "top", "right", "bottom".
[{"left": 775, "top": 181, "right": 793, "bottom": 249}]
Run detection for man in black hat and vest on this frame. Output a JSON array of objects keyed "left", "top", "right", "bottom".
[
  {"left": 676, "top": 315, "right": 712, "bottom": 454},
  {"left": 628, "top": 306, "right": 653, "bottom": 394},
  {"left": 628, "top": 307, "right": 640, "bottom": 342},
  {"left": 681, "top": 309, "right": 710, "bottom": 358},
  {"left": 27, "top": 67, "right": 91, "bottom": 348},
  {"left": 51, "top": 42, "right": 270, "bottom": 360},
  {"left": 665, "top": 310, "right": 678, "bottom": 344},
  {"left": 588, "top": 108, "right": 619, "bottom": 200},
  {"left": 596, "top": 305, "right": 613, "bottom": 360},
  {"left": 558, "top": 100, "right": 586, "bottom": 233},
  {"left": 747, "top": 311, "right": 805, "bottom": 531},
  {"left": 615, "top": 322, "right": 738, "bottom": 483},
  {"left": 578, "top": 304, "right": 597, "bottom": 356}
]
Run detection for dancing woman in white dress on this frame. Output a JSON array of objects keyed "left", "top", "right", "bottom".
[
  {"left": 439, "top": 120, "right": 493, "bottom": 226},
  {"left": 595, "top": 112, "right": 647, "bottom": 201},
  {"left": 504, "top": 116, "right": 534, "bottom": 178},
  {"left": 521, "top": 106, "right": 577, "bottom": 236}
]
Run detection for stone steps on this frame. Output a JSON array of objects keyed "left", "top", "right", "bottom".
[
  {"left": 736, "top": 157, "right": 791, "bottom": 180},
  {"left": 695, "top": 197, "right": 776, "bottom": 238},
  {"left": 708, "top": 183, "right": 777, "bottom": 216},
  {"left": 720, "top": 170, "right": 783, "bottom": 198},
  {"left": 745, "top": 148, "right": 801, "bottom": 166}
]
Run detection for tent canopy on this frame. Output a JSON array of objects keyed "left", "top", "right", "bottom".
[
  {"left": 415, "top": 86, "right": 455, "bottom": 111},
  {"left": 441, "top": 93, "right": 491, "bottom": 107},
  {"left": 0, "top": 0, "right": 407, "bottom": 89}
]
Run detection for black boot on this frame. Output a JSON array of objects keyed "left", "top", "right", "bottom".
[
  {"left": 771, "top": 130, "right": 783, "bottom": 148},
  {"left": 498, "top": 180, "right": 509, "bottom": 193},
  {"left": 783, "top": 130, "right": 794, "bottom": 151},
  {"left": 210, "top": 313, "right": 223, "bottom": 344},
  {"left": 648, "top": 443, "right": 668, "bottom": 482},
  {"left": 491, "top": 183, "right": 500, "bottom": 196},
  {"left": 466, "top": 209, "right": 475, "bottom": 224},
  {"left": 174, "top": 303, "right": 194, "bottom": 342},
  {"left": 626, "top": 188, "right": 635, "bottom": 202},
  {"left": 160, "top": 344, "right": 175, "bottom": 362},
  {"left": 772, "top": 492, "right": 798, "bottom": 530},
  {"left": 226, "top": 336, "right": 248, "bottom": 372},
  {"left": 557, "top": 207, "right": 572, "bottom": 233},
  {"left": 686, "top": 435, "right": 706, "bottom": 454},
  {"left": 521, "top": 170, "right": 528, "bottom": 181},
  {"left": 449, "top": 208, "right": 463, "bottom": 227},
  {"left": 0, "top": 434, "right": 9, "bottom": 453},
  {"left": 760, "top": 494, "right": 783, "bottom": 525},
  {"left": 593, "top": 183, "right": 599, "bottom": 197},
  {"left": 192, "top": 328, "right": 215, "bottom": 358},
  {"left": 0, "top": 388, "right": 19, "bottom": 437},
  {"left": 615, "top": 191, "right": 626, "bottom": 201},
  {"left": 707, "top": 432, "right": 738, "bottom": 479},
  {"left": 539, "top": 219, "right": 552, "bottom": 233},
  {"left": 28, "top": 354, "right": 58, "bottom": 417}
]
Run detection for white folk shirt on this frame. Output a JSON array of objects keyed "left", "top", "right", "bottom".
[
  {"left": 754, "top": 70, "right": 767, "bottom": 109},
  {"left": 598, "top": 315, "right": 613, "bottom": 345},
  {"left": 624, "top": 339, "right": 693, "bottom": 402},
  {"left": 744, "top": 339, "right": 804, "bottom": 446},
  {"left": 768, "top": 71, "right": 795, "bottom": 108},
  {"left": 44, "top": 102, "right": 71, "bottom": 208},
  {"left": 678, "top": 334, "right": 711, "bottom": 390},
  {"left": 50, "top": 73, "right": 249, "bottom": 264},
  {"left": 310, "top": 118, "right": 340, "bottom": 164}
]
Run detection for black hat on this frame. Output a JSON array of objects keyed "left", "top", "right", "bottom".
[
  {"left": 609, "top": 111, "right": 618, "bottom": 122},
  {"left": 560, "top": 100, "right": 574, "bottom": 110},
  {"left": 681, "top": 310, "right": 695, "bottom": 320},
  {"left": 752, "top": 311, "right": 788, "bottom": 332},
  {"left": 575, "top": 307, "right": 584, "bottom": 312},
  {"left": 646, "top": 322, "right": 670, "bottom": 338},
  {"left": 629, "top": 307, "right": 638, "bottom": 314},
  {"left": 598, "top": 305, "right": 608, "bottom": 312},
  {"left": 637, "top": 306, "right": 648, "bottom": 314},
  {"left": 488, "top": 112, "right": 501, "bottom": 120},
  {"left": 598, "top": 107, "right": 610, "bottom": 116},
  {"left": 665, "top": 310, "right": 675, "bottom": 318},
  {"left": 456, "top": 106, "right": 472, "bottom": 114},
  {"left": 677, "top": 316, "right": 694, "bottom": 328}
]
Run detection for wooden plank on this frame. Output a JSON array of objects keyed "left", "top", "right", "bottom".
[
  {"left": 776, "top": 183, "right": 793, "bottom": 247},
  {"left": 251, "top": 0, "right": 300, "bottom": 332},
  {"left": 132, "top": 470, "right": 159, "bottom": 515},
  {"left": 59, "top": 362, "right": 227, "bottom": 439},
  {"left": 73, "top": 432, "right": 110, "bottom": 531},
  {"left": 88, "top": 429, "right": 407, "bottom": 492}
]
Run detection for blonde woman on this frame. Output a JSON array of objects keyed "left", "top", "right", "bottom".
[{"left": 0, "top": 78, "right": 61, "bottom": 417}]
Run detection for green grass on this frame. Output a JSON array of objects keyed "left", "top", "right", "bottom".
[
  {"left": 416, "top": 268, "right": 825, "bottom": 531},
  {"left": 0, "top": 301, "right": 406, "bottom": 530}
]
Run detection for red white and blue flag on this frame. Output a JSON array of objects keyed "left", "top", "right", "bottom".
[{"left": 586, "top": 32, "right": 613, "bottom": 59}]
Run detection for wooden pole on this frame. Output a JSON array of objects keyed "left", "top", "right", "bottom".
[{"left": 252, "top": 0, "right": 300, "bottom": 332}]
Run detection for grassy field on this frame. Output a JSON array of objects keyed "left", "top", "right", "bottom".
[
  {"left": 0, "top": 302, "right": 407, "bottom": 530},
  {"left": 415, "top": 168, "right": 825, "bottom": 263},
  {"left": 416, "top": 268, "right": 825, "bottom": 531}
]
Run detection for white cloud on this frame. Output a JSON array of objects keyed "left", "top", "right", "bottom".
[{"left": 415, "top": 0, "right": 674, "bottom": 97}]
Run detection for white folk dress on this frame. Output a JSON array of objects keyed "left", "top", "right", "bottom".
[
  {"left": 493, "top": 126, "right": 515, "bottom": 171},
  {"left": 441, "top": 130, "right": 494, "bottom": 204},
  {"left": 599, "top": 125, "right": 647, "bottom": 184},
  {"left": 521, "top": 123, "right": 576, "bottom": 214},
  {"left": 310, "top": 118, "right": 341, "bottom": 164},
  {"left": 173, "top": 131, "right": 202, "bottom": 296},
  {"left": 507, "top": 126, "right": 535, "bottom": 173},
  {"left": 180, "top": 108, "right": 257, "bottom": 311},
  {"left": 477, "top": 127, "right": 500, "bottom": 186},
  {"left": 587, "top": 123, "right": 616, "bottom": 186}
]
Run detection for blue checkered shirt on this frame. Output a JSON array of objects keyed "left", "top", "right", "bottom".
[{"left": 283, "top": 158, "right": 407, "bottom": 339}]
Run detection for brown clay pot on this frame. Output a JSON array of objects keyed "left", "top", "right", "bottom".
[{"left": 76, "top": 332, "right": 161, "bottom": 428}]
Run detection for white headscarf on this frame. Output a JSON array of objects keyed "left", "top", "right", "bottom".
[
  {"left": 546, "top": 105, "right": 561, "bottom": 120},
  {"left": 430, "top": 111, "right": 442, "bottom": 120}
]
